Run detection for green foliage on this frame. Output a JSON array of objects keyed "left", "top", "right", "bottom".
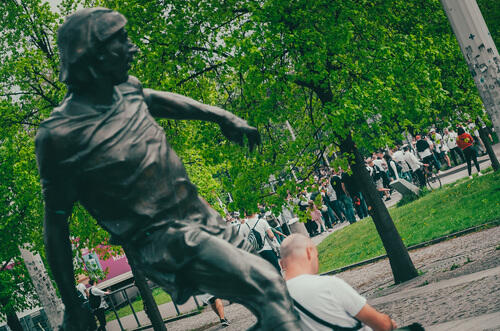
[{"left": 0, "top": 132, "right": 42, "bottom": 320}]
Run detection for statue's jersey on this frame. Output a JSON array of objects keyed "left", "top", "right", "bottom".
[{"left": 35, "top": 77, "right": 224, "bottom": 245}]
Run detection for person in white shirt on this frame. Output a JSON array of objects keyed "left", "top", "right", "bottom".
[
  {"left": 443, "top": 128, "right": 464, "bottom": 166},
  {"left": 76, "top": 274, "right": 89, "bottom": 301},
  {"left": 88, "top": 279, "right": 111, "bottom": 331},
  {"left": 280, "top": 234, "right": 397, "bottom": 331},
  {"left": 391, "top": 147, "right": 412, "bottom": 182},
  {"left": 429, "top": 129, "right": 451, "bottom": 168},
  {"left": 401, "top": 146, "right": 428, "bottom": 187},
  {"left": 245, "top": 213, "right": 281, "bottom": 271}
]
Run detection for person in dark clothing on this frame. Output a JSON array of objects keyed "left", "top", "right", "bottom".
[
  {"left": 330, "top": 170, "right": 356, "bottom": 224},
  {"left": 88, "top": 279, "right": 110, "bottom": 331},
  {"left": 416, "top": 135, "right": 440, "bottom": 172},
  {"left": 456, "top": 127, "right": 483, "bottom": 178},
  {"left": 341, "top": 171, "right": 368, "bottom": 220},
  {"left": 320, "top": 188, "right": 336, "bottom": 228}
]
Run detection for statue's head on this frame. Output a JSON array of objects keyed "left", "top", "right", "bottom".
[{"left": 58, "top": 8, "right": 137, "bottom": 88}]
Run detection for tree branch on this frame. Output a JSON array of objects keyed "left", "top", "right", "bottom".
[{"left": 176, "top": 62, "right": 225, "bottom": 86}]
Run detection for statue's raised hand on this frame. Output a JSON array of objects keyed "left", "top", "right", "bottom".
[{"left": 219, "top": 116, "right": 261, "bottom": 152}]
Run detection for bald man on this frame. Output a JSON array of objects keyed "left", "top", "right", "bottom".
[{"left": 280, "top": 234, "right": 397, "bottom": 331}]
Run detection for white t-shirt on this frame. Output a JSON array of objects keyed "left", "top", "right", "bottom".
[
  {"left": 372, "top": 158, "right": 385, "bottom": 171},
  {"left": 443, "top": 132, "right": 458, "bottom": 149},
  {"left": 89, "top": 286, "right": 108, "bottom": 309},
  {"left": 76, "top": 283, "right": 87, "bottom": 300},
  {"left": 392, "top": 150, "right": 410, "bottom": 172},
  {"left": 287, "top": 274, "right": 371, "bottom": 331},
  {"left": 245, "top": 216, "right": 272, "bottom": 253},
  {"left": 402, "top": 151, "right": 423, "bottom": 171},
  {"left": 431, "top": 133, "right": 445, "bottom": 152}
]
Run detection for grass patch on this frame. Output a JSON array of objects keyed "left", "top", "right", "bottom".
[
  {"left": 106, "top": 287, "right": 172, "bottom": 322},
  {"left": 318, "top": 171, "right": 500, "bottom": 273}
]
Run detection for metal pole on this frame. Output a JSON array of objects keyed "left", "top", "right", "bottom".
[
  {"left": 192, "top": 296, "right": 201, "bottom": 309},
  {"left": 108, "top": 296, "right": 125, "bottom": 331},
  {"left": 440, "top": 0, "right": 500, "bottom": 136},
  {"left": 123, "top": 289, "right": 141, "bottom": 327},
  {"left": 173, "top": 302, "right": 181, "bottom": 316}
]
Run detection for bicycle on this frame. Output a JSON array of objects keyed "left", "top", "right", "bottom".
[
  {"left": 411, "top": 164, "right": 442, "bottom": 191},
  {"left": 422, "top": 164, "right": 442, "bottom": 191}
]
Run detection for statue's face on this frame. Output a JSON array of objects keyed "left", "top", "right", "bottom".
[{"left": 96, "top": 28, "right": 137, "bottom": 85}]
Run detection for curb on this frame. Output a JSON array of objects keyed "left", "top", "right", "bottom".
[
  {"left": 437, "top": 157, "right": 489, "bottom": 178},
  {"left": 320, "top": 219, "right": 500, "bottom": 276},
  {"left": 131, "top": 309, "right": 202, "bottom": 331}
]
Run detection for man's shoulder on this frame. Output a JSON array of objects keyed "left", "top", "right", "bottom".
[{"left": 287, "top": 275, "right": 343, "bottom": 295}]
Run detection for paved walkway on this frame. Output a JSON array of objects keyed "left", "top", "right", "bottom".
[{"left": 159, "top": 225, "right": 500, "bottom": 331}]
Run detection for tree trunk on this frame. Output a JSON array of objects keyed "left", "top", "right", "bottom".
[
  {"left": 341, "top": 134, "right": 419, "bottom": 283},
  {"left": 6, "top": 311, "right": 23, "bottom": 331},
  {"left": 476, "top": 119, "right": 499, "bottom": 171},
  {"left": 126, "top": 253, "right": 167, "bottom": 331},
  {"left": 20, "top": 246, "right": 64, "bottom": 330},
  {"left": 1, "top": 297, "right": 22, "bottom": 331}
]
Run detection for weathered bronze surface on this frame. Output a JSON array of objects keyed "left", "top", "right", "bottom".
[{"left": 36, "top": 8, "right": 300, "bottom": 330}]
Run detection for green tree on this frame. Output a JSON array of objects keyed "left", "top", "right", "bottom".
[{"left": 98, "top": 0, "right": 494, "bottom": 282}]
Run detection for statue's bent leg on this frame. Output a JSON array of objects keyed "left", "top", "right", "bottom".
[
  {"left": 134, "top": 231, "right": 301, "bottom": 330},
  {"left": 185, "top": 235, "right": 301, "bottom": 330}
]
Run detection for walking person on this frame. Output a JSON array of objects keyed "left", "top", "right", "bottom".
[
  {"left": 392, "top": 146, "right": 413, "bottom": 182},
  {"left": 330, "top": 169, "right": 357, "bottom": 224},
  {"left": 443, "top": 128, "right": 464, "bottom": 166},
  {"left": 430, "top": 128, "right": 451, "bottom": 169},
  {"left": 324, "top": 176, "right": 346, "bottom": 223},
  {"left": 416, "top": 135, "right": 441, "bottom": 173},
  {"left": 401, "top": 146, "right": 428, "bottom": 188},
  {"left": 88, "top": 279, "right": 111, "bottom": 331},
  {"left": 367, "top": 159, "right": 391, "bottom": 201},
  {"left": 198, "top": 294, "right": 231, "bottom": 327},
  {"left": 456, "top": 127, "right": 483, "bottom": 179},
  {"left": 245, "top": 212, "right": 282, "bottom": 272}
]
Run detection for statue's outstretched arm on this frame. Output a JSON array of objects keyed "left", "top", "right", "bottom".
[{"left": 144, "top": 88, "right": 261, "bottom": 151}]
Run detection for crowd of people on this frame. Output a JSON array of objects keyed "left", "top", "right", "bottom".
[{"left": 223, "top": 122, "right": 492, "bottom": 251}]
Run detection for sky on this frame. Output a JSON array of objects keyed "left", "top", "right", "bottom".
[{"left": 46, "top": 0, "right": 61, "bottom": 12}]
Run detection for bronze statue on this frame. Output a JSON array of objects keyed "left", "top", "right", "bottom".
[{"left": 35, "top": 8, "right": 301, "bottom": 330}]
